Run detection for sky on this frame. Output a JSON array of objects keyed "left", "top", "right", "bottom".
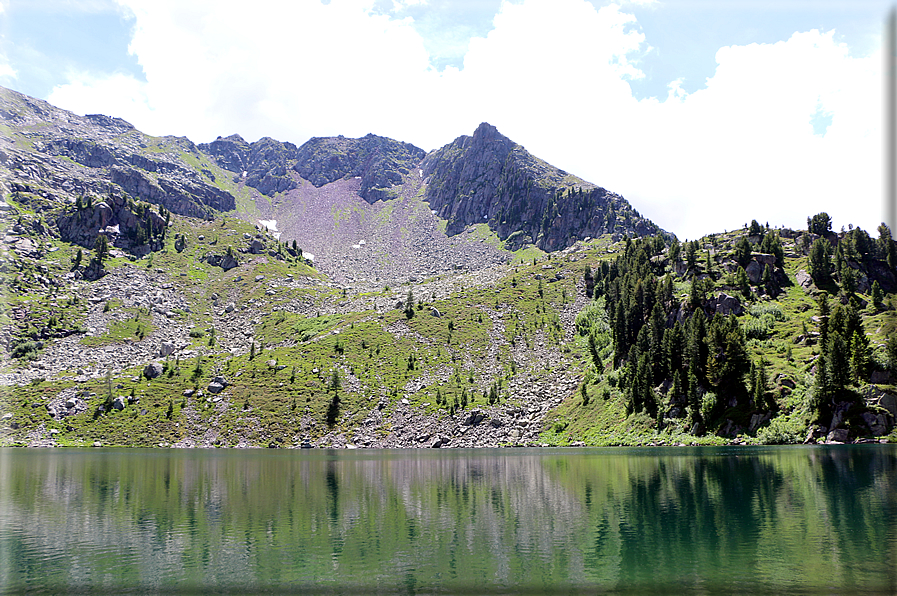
[{"left": 0, "top": 0, "right": 893, "bottom": 240}]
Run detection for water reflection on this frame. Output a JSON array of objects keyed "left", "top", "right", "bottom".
[{"left": 0, "top": 446, "right": 894, "bottom": 594}]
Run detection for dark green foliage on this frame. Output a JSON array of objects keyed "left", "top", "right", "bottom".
[
  {"left": 871, "top": 281, "right": 883, "bottom": 307},
  {"left": 808, "top": 238, "right": 832, "bottom": 285},
  {"left": 813, "top": 294, "right": 869, "bottom": 416},
  {"left": 669, "top": 237, "right": 681, "bottom": 264},
  {"left": 736, "top": 266, "right": 750, "bottom": 298},
  {"left": 808, "top": 212, "right": 832, "bottom": 235},
  {"left": 887, "top": 335, "right": 897, "bottom": 377},
  {"left": 685, "top": 240, "right": 698, "bottom": 272},
  {"left": 404, "top": 288, "right": 415, "bottom": 319},
  {"left": 748, "top": 220, "right": 764, "bottom": 236},
  {"left": 581, "top": 383, "right": 590, "bottom": 407},
  {"left": 759, "top": 232, "right": 784, "bottom": 267},
  {"left": 588, "top": 332, "right": 602, "bottom": 370},
  {"left": 734, "top": 237, "right": 752, "bottom": 268},
  {"left": 11, "top": 339, "right": 41, "bottom": 360},
  {"left": 589, "top": 235, "right": 755, "bottom": 432},
  {"left": 878, "top": 223, "right": 897, "bottom": 271},
  {"left": 93, "top": 234, "right": 109, "bottom": 264}
]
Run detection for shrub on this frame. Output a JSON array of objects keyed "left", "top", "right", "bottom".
[
  {"left": 10, "top": 340, "right": 41, "bottom": 360},
  {"left": 757, "top": 416, "right": 805, "bottom": 444}
]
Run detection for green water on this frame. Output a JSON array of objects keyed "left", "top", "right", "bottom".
[{"left": 1, "top": 446, "right": 895, "bottom": 595}]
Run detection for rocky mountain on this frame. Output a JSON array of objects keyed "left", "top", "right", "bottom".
[
  {"left": 1, "top": 85, "right": 668, "bottom": 264},
  {"left": 2, "top": 85, "right": 893, "bottom": 451},
  {"left": 422, "top": 123, "right": 665, "bottom": 251},
  {"left": 0, "top": 87, "right": 235, "bottom": 220},
  {"left": 198, "top": 133, "right": 426, "bottom": 204}
]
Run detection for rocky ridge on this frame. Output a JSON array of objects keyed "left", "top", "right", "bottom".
[
  {"left": 1, "top": 87, "right": 235, "bottom": 219},
  {"left": 421, "top": 122, "right": 666, "bottom": 251}
]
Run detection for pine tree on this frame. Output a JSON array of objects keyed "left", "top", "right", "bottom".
[
  {"left": 809, "top": 238, "right": 833, "bottom": 285},
  {"left": 871, "top": 280, "right": 883, "bottom": 307}
]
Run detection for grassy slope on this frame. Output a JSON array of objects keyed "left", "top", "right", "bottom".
[{"left": 2, "top": 193, "right": 896, "bottom": 447}]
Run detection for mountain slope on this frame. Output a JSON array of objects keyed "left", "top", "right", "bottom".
[
  {"left": 422, "top": 122, "right": 666, "bottom": 251},
  {"left": 0, "top": 87, "right": 238, "bottom": 219}
]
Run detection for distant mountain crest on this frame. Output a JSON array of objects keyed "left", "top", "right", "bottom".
[
  {"left": 422, "top": 122, "right": 667, "bottom": 251},
  {"left": 0, "top": 85, "right": 667, "bottom": 253},
  {"left": 199, "top": 133, "right": 426, "bottom": 203}
]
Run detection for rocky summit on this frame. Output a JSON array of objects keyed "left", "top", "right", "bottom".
[{"left": 1, "top": 85, "right": 895, "bottom": 449}]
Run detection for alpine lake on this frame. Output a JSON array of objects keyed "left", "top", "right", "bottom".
[{"left": 1, "top": 445, "right": 895, "bottom": 595}]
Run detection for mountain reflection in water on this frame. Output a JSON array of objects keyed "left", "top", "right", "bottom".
[{"left": 1, "top": 446, "right": 894, "bottom": 594}]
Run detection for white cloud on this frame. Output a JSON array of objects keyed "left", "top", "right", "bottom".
[
  {"left": 43, "top": 0, "right": 883, "bottom": 239},
  {"left": 0, "top": 46, "right": 16, "bottom": 79}
]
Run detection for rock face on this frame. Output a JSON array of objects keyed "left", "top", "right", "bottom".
[
  {"left": 1, "top": 86, "right": 235, "bottom": 218},
  {"left": 199, "top": 132, "right": 426, "bottom": 203},
  {"left": 293, "top": 134, "right": 426, "bottom": 203},
  {"left": 56, "top": 193, "right": 168, "bottom": 252},
  {"left": 421, "top": 123, "right": 668, "bottom": 251}
]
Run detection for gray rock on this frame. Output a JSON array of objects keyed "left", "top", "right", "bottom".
[
  {"left": 159, "top": 341, "right": 176, "bottom": 357},
  {"left": 861, "top": 411, "right": 889, "bottom": 436},
  {"left": 430, "top": 307, "right": 441, "bottom": 318},
  {"left": 826, "top": 428, "right": 849, "bottom": 443},
  {"left": 710, "top": 292, "right": 743, "bottom": 316},
  {"left": 65, "top": 398, "right": 76, "bottom": 408},
  {"left": 112, "top": 396, "right": 126, "bottom": 410},
  {"left": 225, "top": 302, "right": 235, "bottom": 313},
  {"left": 207, "top": 382, "right": 225, "bottom": 394},
  {"left": 463, "top": 410, "right": 485, "bottom": 426},
  {"left": 796, "top": 269, "right": 813, "bottom": 291},
  {"left": 144, "top": 362, "right": 163, "bottom": 379},
  {"left": 745, "top": 260, "right": 763, "bottom": 284}
]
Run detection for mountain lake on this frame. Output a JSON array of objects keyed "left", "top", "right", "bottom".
[{"left": 1, "top": 445, "right": 895, "bottom": 595}]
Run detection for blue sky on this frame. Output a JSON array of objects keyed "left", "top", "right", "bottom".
[{"left": 0, "top": 0, "right": 891, "bottom": 240}]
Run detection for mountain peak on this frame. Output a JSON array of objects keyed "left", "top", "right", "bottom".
[{"left": 420, "top": 124, "right": 666, "bottom": 250}]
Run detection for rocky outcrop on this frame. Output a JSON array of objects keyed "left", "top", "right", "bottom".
[
  {"left": 421, "top": 123, "right": 667, "bottom": 251},
  {"left": 199, "top": 132, "right": 426, "bottom": 202},
  {"left": 0, "top": 86, "right": 235, "bottom": 219},
  {"left": 56, "top": 193, "right": 167, "bottom": 252},
  {"left": 293, "top": 134, "right": 426, "bottom": 203}
]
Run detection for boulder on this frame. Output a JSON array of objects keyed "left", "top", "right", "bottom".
[
  {"left": 745, "top": 260, "right": 763, "bottom": 284},
  {"left": 826, "top": 428, "right": 849, "bottom": 443},
  {"left": 112, "top": 396, "right": 126, "bottom": 410},
  {"left": 862, "top": 385, "right": 897, "bottom": 420},
  {"left": 159, "top": 341, "right": 176, "bottom": 357},
  {"left": 861, "top": 411, "right": 890, "bottom": 436},
  {"left": 430, "top": 307, "right": 441, "bottom": 318},
  {"left": 144, "top": 362, "right": 163, "bottom": 379},
  {"left": 796, "top": 269, "right": 814, "bottom": 292},
  {"left": 220, "top": 252, "right": 238, "bottom": 271},
  {"left": 207, "top": 376, "right": 228, "bottom": 394},
  {"left": 710, "top": 293, "right": 743, "bottom": 316},
  {"left": 249, "top": 239, "right": 265, "bottom": 254},
  {"left": 464, "top": 410, "right": 485, "bottom": 426}
]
